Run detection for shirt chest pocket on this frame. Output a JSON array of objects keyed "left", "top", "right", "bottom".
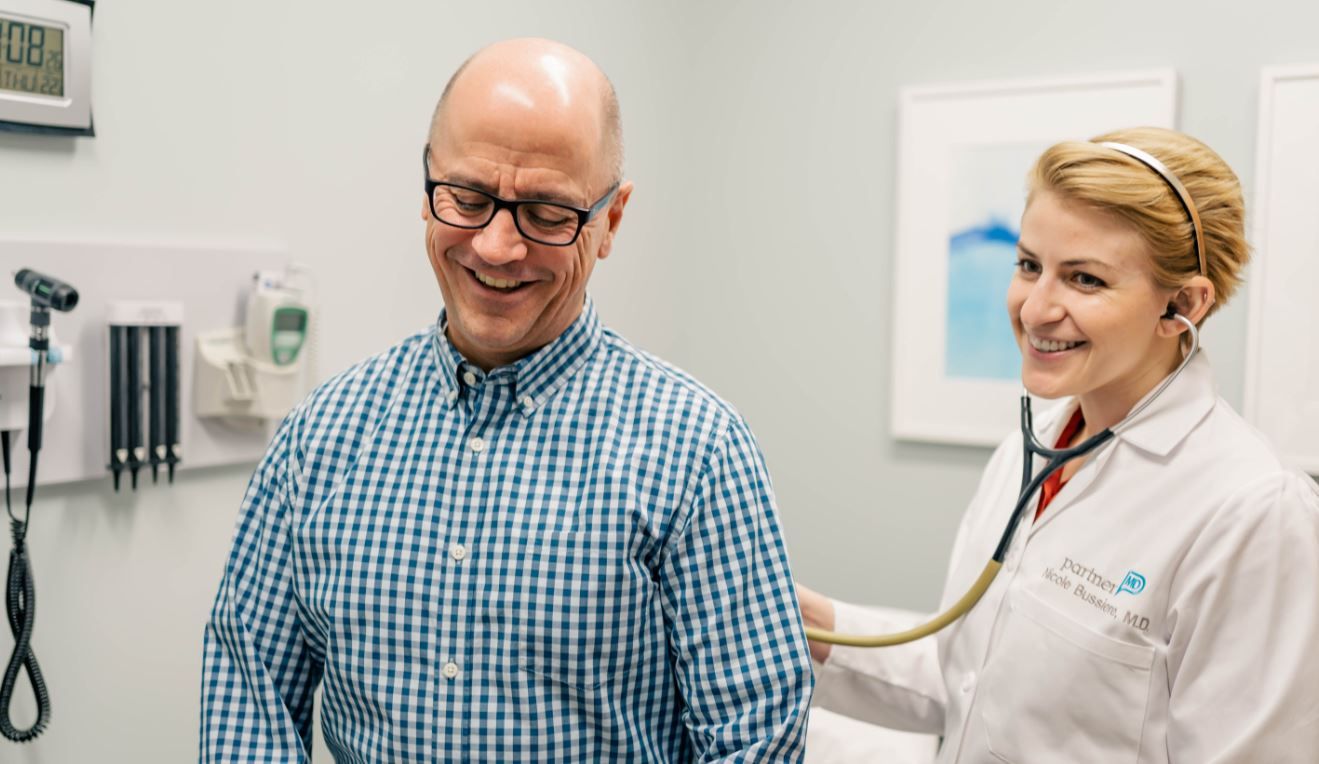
[
  {"left": 979, "top": 587, "right": 1155, "bottom": 764},
  {"left": 490, "top": 530, "right": 657, "bottom": 691}
]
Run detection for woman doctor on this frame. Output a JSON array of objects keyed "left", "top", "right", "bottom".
[{"left": 799, "top": 127, "right": 1319, "bottom": 763}]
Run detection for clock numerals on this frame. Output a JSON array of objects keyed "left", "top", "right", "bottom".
[{"left": 0, "top": 17, "right": 63, "bottom": 97}]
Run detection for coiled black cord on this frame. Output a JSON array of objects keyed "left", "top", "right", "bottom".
[{"left": 0, "top": 429, "right": 50, "bottom": 742}]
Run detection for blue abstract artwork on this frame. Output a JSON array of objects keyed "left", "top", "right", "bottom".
[{"left": 945, "top": 144, "right": 1043, "bottom": 381}]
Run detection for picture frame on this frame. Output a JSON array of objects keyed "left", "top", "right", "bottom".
[
  {"left": 1244, "top": 65, "right": 1319, "bottom": 475},
  {"left": 889, "top": 69, "right": 1178, "bottom": 446}
]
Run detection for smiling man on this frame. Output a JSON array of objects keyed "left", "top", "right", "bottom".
[{"left": 201, "top": 38, "right": 813, "bottom": 762}]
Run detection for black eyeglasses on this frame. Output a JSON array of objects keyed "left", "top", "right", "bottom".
[{"left": 423, "top": 145, "right": 618, "bottom": 247}]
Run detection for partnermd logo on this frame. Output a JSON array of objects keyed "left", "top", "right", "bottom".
[
  {"left": 1117, "top": 570, "right": 1146, "bottom": 597},
  {"left": 1057, "top": 558, "right": 1149, "bottom": 597},
  {"left": 1043, "top": 558, "right": 1152, "bottom": 631}
]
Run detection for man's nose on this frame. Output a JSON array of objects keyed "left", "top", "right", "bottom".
[
  {"left": 471, "top": 209, "right": 529, "bottom": 265},
  {"left": 1019, "top": 278, "right": 1066, "bottom": 328}
]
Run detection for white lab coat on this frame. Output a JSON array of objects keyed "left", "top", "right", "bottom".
[{"left": 814, "top": 353, "right": 1319, "bottom": 763}]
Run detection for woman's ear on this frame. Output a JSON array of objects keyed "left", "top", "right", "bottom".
[{"left": 1159, "top": 276, "right": 1216, "bottom": 336}]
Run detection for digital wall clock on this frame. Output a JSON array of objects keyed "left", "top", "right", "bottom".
[{"left": 0, "top": 0, "right": 93, "bottom": 135}]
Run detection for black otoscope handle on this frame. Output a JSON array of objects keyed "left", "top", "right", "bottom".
[
  {"left": 165, "top": 325, "right": 180, "bottom": 481},
  {"left": 26, "top": 311, "right": 49, "bottom": 454},
  {"left": 109, "top": 327, "right": 126, "bottom": 489},
  {"left": 126, "top": 327, "right": 142, "bottom": 489},
  {"left": 148, "top": 327, "right": 165, "bottom": 482},
  {"left": 23, "top": 389, "right": 42, "bottom": 512},
  {"left": 26, "top": 388, "right": 41, "bottom": 457}
]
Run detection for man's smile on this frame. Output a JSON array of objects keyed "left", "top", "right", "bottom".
[{"left": 471, "top": 267, "right": 527, "bottom": 291}]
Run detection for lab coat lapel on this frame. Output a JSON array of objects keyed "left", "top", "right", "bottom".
[
  {"left": 1027, "top": 351, "right": 1217, "bottom": 536},
  {"left": 1106, "top": 351, "right": 1217, "bottom": 457}
]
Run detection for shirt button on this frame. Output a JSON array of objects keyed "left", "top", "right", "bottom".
[
  {"left": 961, "top": 672, "right": 976, "bottom": 694},
  {"left": 469, "top": 436, "right": 485, "bottom": 453},
  {"left": 446, "top": 390, "right": 458, "bottom": 403},
  {"left": 521, "top": 396, "right": 535, "bottom": 411},
  {"left": 462, "top": 370, "right": 478, "bottom": 386},
  {"left": 451, "top": 543, "right": 468, "bottom": 561},
  {"left": 442, "top": 661, "right": 460, "bottom": 680}
]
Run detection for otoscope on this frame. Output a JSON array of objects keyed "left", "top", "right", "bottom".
[
  {"left": 1, "top": 269, "right": 78, "bottom": 743},
  {"left": 13, "top": 269, "right": 77, "bottom": 501}
]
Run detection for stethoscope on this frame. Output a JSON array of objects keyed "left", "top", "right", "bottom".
[{"left": 806, "top": 311, "right": 1200, "bottom": 647}]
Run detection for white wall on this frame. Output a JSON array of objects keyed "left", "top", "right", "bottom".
[{"left": 1, "top": 1, "right": 1316, "bottom": 760}]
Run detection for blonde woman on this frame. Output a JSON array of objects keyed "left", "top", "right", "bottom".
[{"left": 800, "top": 128, "right": 1319, "bottom": 763}]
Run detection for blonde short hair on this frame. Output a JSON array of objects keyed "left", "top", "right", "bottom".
[{"left": 1027, "top": 127, "right": 1249, "bottom": 318}]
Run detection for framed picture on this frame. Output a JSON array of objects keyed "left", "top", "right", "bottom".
[
  {"left": 1244, "top": 65, "right": 1319, "bottom": 475},
  {"left": 889, "top": 69, "right": 1178, "bottom": 446}
]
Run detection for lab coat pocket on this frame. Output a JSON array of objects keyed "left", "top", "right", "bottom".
[
  {"left": 981, "top": 587, "right": 1154, "bottom": 764},
  {"left": 512, "top": 529, "right": 652, "bottom": 693}
]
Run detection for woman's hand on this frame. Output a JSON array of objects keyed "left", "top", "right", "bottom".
[{"left": 796, "top": 584, "right": 837, "bottom": 664}]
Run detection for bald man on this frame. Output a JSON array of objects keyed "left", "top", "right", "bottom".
[{"left": 201, "top": 39, "right": 813, "bottom": 762}]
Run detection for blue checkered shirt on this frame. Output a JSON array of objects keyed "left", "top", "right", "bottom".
[{"left": 201, "top": 297, "right": 814, "bottom": 762}]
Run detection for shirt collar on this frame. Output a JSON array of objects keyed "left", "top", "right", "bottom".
[
  {"left": 1033, "top": 350, "right": 1217, "bottom": 458},
  {"left": 431, "top": 295, "right": 604, "bottom": 416}
]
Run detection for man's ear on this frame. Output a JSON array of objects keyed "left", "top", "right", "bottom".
[
  {"left": 596, "top": 181, "right": 634, "bottom": 261},
  {"left": 1159, "top": 276, "right": 1216, "bottom": 336},
  {"left": 422, "top": 196, "right": 430, "bottom": 222}
]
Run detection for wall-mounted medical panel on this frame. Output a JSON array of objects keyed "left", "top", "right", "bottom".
[{"left": 0, "top": 238, "right": 306, "bottom": 489}]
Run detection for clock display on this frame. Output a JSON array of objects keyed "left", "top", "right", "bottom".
[{"left": 0, "top": 16, "right": 64, "bottom": 97}]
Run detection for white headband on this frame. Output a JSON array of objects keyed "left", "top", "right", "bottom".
[{"left": 1097, "top": 141, "right": 1207, "bottom": 277}]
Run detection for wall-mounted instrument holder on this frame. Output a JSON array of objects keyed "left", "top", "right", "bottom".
[{"left": 107, "top": 301, "right": 182, "bottom": 491}]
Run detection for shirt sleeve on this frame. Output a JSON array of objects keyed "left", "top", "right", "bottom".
[
  {"left": 656, "top": 415, "right": 814, "bottom": 763},
  {"left": 1166, "top": 470, "right": 1319, "bottom": 763},
  {"left": 200, "top": 411, "right": 323, "bottom": 762}
]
